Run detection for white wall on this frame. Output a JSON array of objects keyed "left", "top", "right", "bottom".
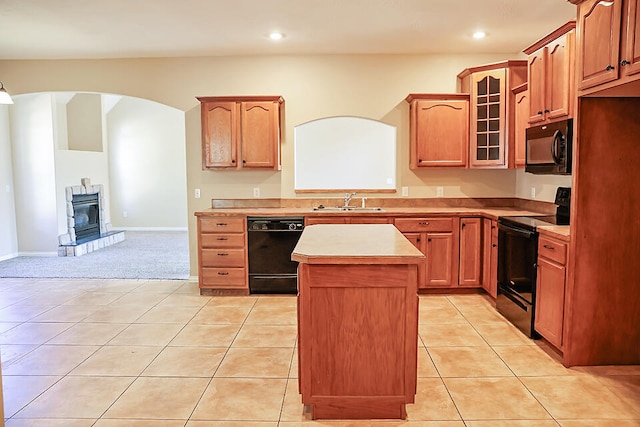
[
  {"left": 10, "top": 94, "right": 58, "bottom": 254},
  {"left": 0, "top": 54, "right": 569, "bottom": 272},
  {"left": 515, "top": 169, "right": 572, "bottom": 201},
  {"left": 107, "top": 96, "right": 188, "bottom": 229},
  {"left": 0, "top": 105, "right": 18, "bottom": 260}
]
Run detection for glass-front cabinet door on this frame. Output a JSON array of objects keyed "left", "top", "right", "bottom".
[{"left": 470, "top": 69, "right": 506, "bottom": 167}]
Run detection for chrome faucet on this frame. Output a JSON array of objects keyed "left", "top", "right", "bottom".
[{"left": 344, "top": 192, "right": 356, "bottom": 207}]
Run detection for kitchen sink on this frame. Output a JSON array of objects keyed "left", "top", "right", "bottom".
[{"left": 311, "top": 205, "right": 384, "bottom": 212}]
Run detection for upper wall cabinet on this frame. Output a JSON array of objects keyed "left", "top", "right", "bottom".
[
  {"left": 458, "top": 61, "right": 528, "bottom": 169},
  {"left": 405, "top": 94, "right": 470, "bottom": 169},
  {"left": 524, "top": 21, "right": 576, "bottom": 125},
  {"left": 512, "top": 83, "right": 529, "bottom": 168},
  {"left": 197, "top": 96, "right": 284, "bottom": 170},
  {"left": 574, "top": 0, "right": 640, "bottom": 93}
]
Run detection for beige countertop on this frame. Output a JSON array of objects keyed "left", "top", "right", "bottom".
[
  {"left": 538, "top": 225, "right": 571, "bottom": 240},
  {"left": 195, "top": 206, "right": 547, "bottom": 220},
  {"left": 291, "top": 224, "right": 425, "bottom": 264}
]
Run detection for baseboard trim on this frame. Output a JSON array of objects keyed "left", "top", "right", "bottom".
[
  {"left": 0, "top": 253, "right": 19, "bottom": 262},
  {"left": 115, "top": 227, "right": 188, "bottom": 232},
  {"left": 18, "top": 251, "right": 58, "bottom": 257}
]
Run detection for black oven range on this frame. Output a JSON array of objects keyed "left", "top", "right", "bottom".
[{"left": 496, "top": 187, "right": 571, "bottom": 338}]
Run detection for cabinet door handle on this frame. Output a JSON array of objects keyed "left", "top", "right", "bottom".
[
  {"left": 216, "top": 237, "right": 228, "bottom": 241},
  {"left": 492, "top": 244, "right": 497, "bottom": 248},
  {"left": 217, "top": 253, "right": 229, "bottom": 256},
  {"left": 544, "top": 109, "right": 550, "bottom": 113},
  {"left": 606, "top": 64, "right": 615, "bottom": 71},
  {"left": 419, "top": 221, "right": 430, "bottom": 225},
  {"left": 537, "top": 110, "right": 543, "bottom": 115},
  {"left": 217, "top": 271, "right": 229, "bottom": 276},
  {"left": 427, "top": 238, "right": 432, "bottom": 242},
  {"left": 231, "top": 159, "right": 236, "bottom": 164},
  {"left": 216, "top": 223, "right": 228, "bottom": 226},
  {"left": 621, "top": 59, "right": 631, "bottom": 66},
  {"left": 543, "top": 244, "right": 555, "bottom": 250}
]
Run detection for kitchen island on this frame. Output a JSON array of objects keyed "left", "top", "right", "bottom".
[{"left": 292, "top": 224, "right": 425, "bottom": 419}]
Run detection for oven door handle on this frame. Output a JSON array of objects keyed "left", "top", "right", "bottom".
[{"left": 499, "top": 224, "right": 535, "bottom": 239}]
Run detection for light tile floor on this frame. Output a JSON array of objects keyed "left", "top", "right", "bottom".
[{"left": 0, "top": 277, "right": 639, "bottom": 427}]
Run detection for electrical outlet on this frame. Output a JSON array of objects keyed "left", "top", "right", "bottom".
[
  {"left": 194, "top": 188, "right": 201, "bottom": 199},
  {"left": 436, "top": 186, "right": 444, "bottom": 197},
  {"left": 531, "top": 187, "right": 536, "bottom": 199},
  {"left": 402, "top": 186, "right": 409, "bottom": 197},
  {"left": 122, "top": 211, "right": 128, "bottom": 218},
  {"left": 253, "top": 187, "right": 260, "bottom": 197}
]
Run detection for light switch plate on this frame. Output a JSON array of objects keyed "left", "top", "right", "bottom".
[
  {"left": 436, "top": 187, "right": 444, "bottom": 197},
  {"left": 194, "top": 188, "right": 201, "bottom": 199},
  {"left": 402, "top": 186, "right": 409, "bottom": 197}
]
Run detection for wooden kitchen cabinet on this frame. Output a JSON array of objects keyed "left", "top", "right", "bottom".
[
  {"left": 197, "top": 215, "right": 248, "bottom": 294},
  {"left": 394, "top": 217, "right": 460, "bottom": 288},
  {"left": 512, "top": 84, "right": 529, "bottom": 168},
  {"left": 535, "top": 233, "right": 569, "bottom": 349},
  {"left": 458, "top": 61, "right": 527, "bottom": 168},
  {"left": 459, "top": 217, "right": 482, "bottom": 287},
  {"left": 574, "top": 0, "right": 640, "bottom": 93},
  {"left": 197, "top": 96, "right": 283, "bottom": 170},
  {"left": 482, "top": 218, "right": 498, "bottom": 298},
  {"left": 406, "top": 94, "right": 469, "bottom": 168},
  {"left": 524, "top": 22, "right": 576, "bottom": 125}
]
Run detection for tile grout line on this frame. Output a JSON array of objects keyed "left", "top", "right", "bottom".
[{"left": 182, "top": 294, "right": 259, "bottom": 424}]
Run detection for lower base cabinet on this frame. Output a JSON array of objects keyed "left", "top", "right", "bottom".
[
  {"left": 482, "top": 218, "right": 498, "bottom": 298},
  {"left": 394, "top": 217, "right": 460, "bottom": 289},
  {"left": 534, "top": 233, "right": 569, "bottom": 349},
  {"left": 196, "top": 215, "right": 248, "bottom": 294},
  {"left": 297, "top": 263, "right": 418, "bottom": 419}
]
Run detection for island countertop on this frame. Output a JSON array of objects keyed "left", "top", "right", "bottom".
[{"left": 291, "top": 224, "right": 425, "bottom": 265}]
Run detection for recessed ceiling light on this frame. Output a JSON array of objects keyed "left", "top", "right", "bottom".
[
  {"left": 473, "top": 31, "right": 486, "bottom": 39},
  {"left": 269, "top": 32, "right": 284, "bottom": 41}
]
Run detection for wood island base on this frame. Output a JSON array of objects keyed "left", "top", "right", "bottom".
[
  {"left": 308, "top": 397, "right": 407, "bottom": 420},
  {"left": 292, "top": 224, "right": 424, "bottom": 421},
  {"left": 297, "top": 263, "right": 419, "bottom": 420}
]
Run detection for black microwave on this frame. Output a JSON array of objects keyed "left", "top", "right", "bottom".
[{"left": 525, "top": 119, "right": 573, "bottom": 175}]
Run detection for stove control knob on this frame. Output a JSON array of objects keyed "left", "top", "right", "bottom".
[{"left": 288, "top": 223, "right": 297, "bottom": 230}]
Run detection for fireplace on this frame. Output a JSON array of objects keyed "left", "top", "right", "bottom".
[
  {"left": 58, "top": 178, "right": 124, "bottom": 257},
  {"left": 72, "top": 193, "right": 100, "bottom": 243}
]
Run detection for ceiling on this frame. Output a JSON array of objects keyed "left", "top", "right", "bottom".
[{"left": 0, "top": 0, "right": 577, "bottom": 60}]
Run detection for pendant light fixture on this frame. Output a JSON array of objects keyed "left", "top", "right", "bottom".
[{"left": 0, "top": 81, "right": 14, "bottom": 104}]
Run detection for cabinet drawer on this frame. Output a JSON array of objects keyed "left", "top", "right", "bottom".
[
  {"left": 538, "top": 236, "right": 567, "bottom": 265},
  {"left": 394, "top": 217, "right": 454, "bottom": 232},
  {"left": 200, "top": 217, "right": 245, "bottom": 233},
  {"left": 201, "top": 233, "right": 245, "bottom": 248},
  {"left": 201, "top": 267, "right": 246, "bottom": 288},
  {"left": 201, "top": 249, "right": 245, "bottom": 267}
]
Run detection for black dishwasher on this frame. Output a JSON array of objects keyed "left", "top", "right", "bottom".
[{"left": 247, "top": 217, "right": 304, "bottom": 294}]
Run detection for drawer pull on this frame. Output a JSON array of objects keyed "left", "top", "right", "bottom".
[
  {"left": 217, "top": 272, "right": 229, "bottom": 276},
  {"left": 216, "top": 237, "right": 228, "bottom": 241},
  {"left": 216, "top": 223, "right": 228, "bottom": 226},
  {"left": 543, "top": 244, "right": 555, "bottom": 250},
  {"left": 217, "top": 253, "right": 229, "bottom": 256},
  {"left": 419, "top": 221, "right": 430, "bottom": 225}
]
